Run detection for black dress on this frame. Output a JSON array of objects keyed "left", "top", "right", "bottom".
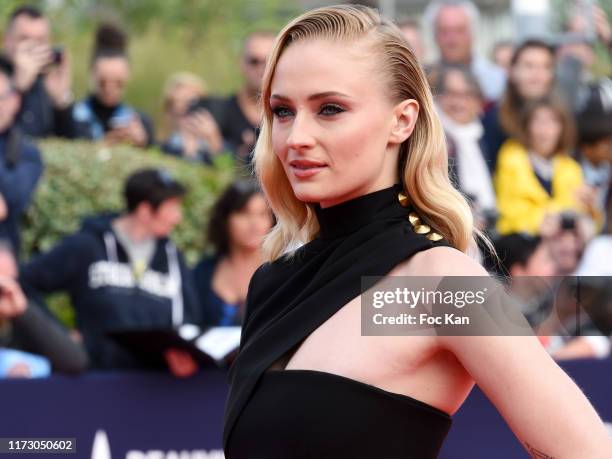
[{"left": 223, "top": 184, "right": 453, "bottom": 458}]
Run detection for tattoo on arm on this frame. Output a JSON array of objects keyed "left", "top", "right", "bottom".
[{"left": 525, "top": 442, "right": 555, "bottom": 459}]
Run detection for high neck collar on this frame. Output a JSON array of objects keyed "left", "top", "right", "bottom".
[{"left": 314, "top": 184, "right": 405, "bottom": 239}]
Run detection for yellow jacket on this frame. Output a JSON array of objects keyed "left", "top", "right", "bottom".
[{"left": 494, "top": 139, "right": 584, "bottom": 235}]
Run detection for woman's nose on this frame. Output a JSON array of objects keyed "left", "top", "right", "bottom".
[{"left": 286, "top": 112, "right": 316, "bottom": 150}]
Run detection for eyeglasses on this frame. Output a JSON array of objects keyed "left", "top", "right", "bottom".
[
  {"left": 442, "top": 89, "right": 480, "bottom": 100},
  {"left": 245, "top": 55, "right": 267, "bottom": 67}
]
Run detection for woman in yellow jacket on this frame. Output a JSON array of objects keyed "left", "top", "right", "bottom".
[{"left": 494, "top": 97, "right": 592, "bottom": 235}]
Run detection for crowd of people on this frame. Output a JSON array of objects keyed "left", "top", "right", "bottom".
[{"left": 1, "top": 1, "right": 611, "bottom": 378}]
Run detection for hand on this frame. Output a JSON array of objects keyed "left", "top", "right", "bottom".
[
  {"left": 237, "top": 129, "right": 256, "bottom": 159},
  {"left": 181, "top": 110, "right": 223, "bottom": 154},
  {"left": 0, "top": 193, "right": 7, "bottom": 221},
  {"left": 0, "top": 276, "right": 27, "bottom": 320},
  {"left": 69, "top": 329, "right": 83, "bottom": 343},
  {"left": 163, "top": 348, "right": 199, "bottom": 378},
  {"left": 44, "top": 49, "right": 73, "bottom": 109},
  {"left": 574, "top": 184, "right": 597, "bottom": 209},
  {"left": 539, "top": 212, "right": 560, "bottom": 238},
  {"left": 105, "top": 116, "right": 148, "bottom": 148},
  {"left": 7, "top": 362, "right": 32, "bottom": 378},
  {"left": 594, "top": 6, "right": 612, "bottom": 45},
  {"left": 12, "top": 41, "right": 52, "bottom": 92}
]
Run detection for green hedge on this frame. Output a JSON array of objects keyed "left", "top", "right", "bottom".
[{"left": 22, "top": 140, "right": 237, "bottom": 326}]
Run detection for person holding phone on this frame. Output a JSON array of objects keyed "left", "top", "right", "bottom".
[
  {"left": 160, "top": 72, "right": 224, "bottom": 165},
  {"left": 1, "top": 5, "right": 73, "bottom": 138},
  {"left": 69, "top": 24, "right": 154, "bottom": 148}
]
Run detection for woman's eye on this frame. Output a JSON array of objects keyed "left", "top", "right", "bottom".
[
  {"left": 319, "top": 104, "right": 345, "bottom": 116},
  {"left": 271, "top": 106, "right": 294, "bottom": 119}
]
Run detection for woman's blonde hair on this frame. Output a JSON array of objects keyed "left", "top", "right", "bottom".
[
  {"left": 160, "top": 72, "right": 207, "bottom": 137},
  {"left": 162, "top": 72, "right": 206, "bottom": 113},
  {"left": 254, "top": 4, "right": 475, "bottom": 261}
]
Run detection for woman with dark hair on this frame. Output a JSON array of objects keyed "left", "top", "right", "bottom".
[
  {"left": 495, "top": 96, "right": 591, "bottom": 235},
  {"left": 69, "top": 24, "right": 154, "bottom": 147},
  {"left": 482, "top": 39, "right": 557, "bottom": 172},
  {"left": 192, "top": 180, "right": 273, "bottom": 327}
]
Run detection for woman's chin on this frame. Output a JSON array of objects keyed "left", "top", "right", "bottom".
[{"left": 290, "top": 186, "right": 328, "bottom": 204}]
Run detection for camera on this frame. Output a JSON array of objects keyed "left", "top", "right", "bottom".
[
  {"left": 41, "top": 45, "right": 64, "bottom": 74},
  {"left": 52, "top": 46, "right": 64, "bottom": 65},
  {"left": 559, "top": 212, "right": 577, "bottom": 231},
  {"left": 186, "top": 98, "right": 210, "bottom": 116}
]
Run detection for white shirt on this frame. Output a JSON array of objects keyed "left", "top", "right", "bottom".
[{"left": 438, "top": 108, "right": 497, "bottom": 212}]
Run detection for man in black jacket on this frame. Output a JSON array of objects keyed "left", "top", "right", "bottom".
[
  {"left": 20, "top": 169, "right": 201, "bottom": 370},
  {"left": 2, "top": 5, "right": 73, "bottom": 138}
]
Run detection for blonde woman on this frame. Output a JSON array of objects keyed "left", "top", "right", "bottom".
[
  {"left": 160, "top": 72, "right": 223, "bottom": 164},
  {"left": 223, "top": 5, "right": 611, "bottom": 458}
]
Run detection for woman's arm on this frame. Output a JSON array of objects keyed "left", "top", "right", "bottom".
[
  {"left": 443, "top": 334, "right": 610, "bottom": 458},
  {"left": 415, "top": 247, "right": 611, "bottom": 458}
]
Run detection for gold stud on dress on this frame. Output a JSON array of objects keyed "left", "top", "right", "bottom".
[
  {"left": 408, "top": 212, "right": 420, "bottom": 226},
  {"left": 397, "top": 192, "right": 409, "bottom": 208},
  {"left": 426, "top": 232, "right": 443, "bottom": 242},
  {"left": 414, "top": 224, "right": 431, "bottom": 234},
  {"left": 406, "top": 210, "right": 444, "bottom": 242}
]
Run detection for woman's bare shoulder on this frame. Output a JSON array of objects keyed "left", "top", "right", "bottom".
[{"left": 393, "top": 246, "right": 488, "bottom": 277}]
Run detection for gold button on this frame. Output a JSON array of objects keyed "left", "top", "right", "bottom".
[
  {"left": 408, "top": 212, "right": 420, "bottom": 226},
  {"left": 414, "top": 224, "right": 431, "bottom": 234},
  {"left": 426, "top": 232, "right": 443, "bottom": 242},
  {"left": 398, "top": 192, "right": 409, "bottom": 207}
]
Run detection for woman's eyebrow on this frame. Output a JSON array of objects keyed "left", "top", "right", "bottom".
[{"left": 270, "top": 91, "right": 352, "bottom": 102}]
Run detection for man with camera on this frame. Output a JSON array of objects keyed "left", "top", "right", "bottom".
[{"left": 2, "top": 5, "right": 73, "bottom": 138}]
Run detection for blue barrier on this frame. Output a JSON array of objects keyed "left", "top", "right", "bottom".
[{"left": 0, "top": 359, "right": 610, "bottom": 458}]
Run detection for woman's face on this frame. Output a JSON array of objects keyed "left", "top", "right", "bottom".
[
  {"left": 92, "top": 56, "right": 130, "bottom": 107},
  {"left": 438, "top": 70, "right": 481, "bottom": 124},
  {"left": 228, "top": 194, "right": 273, "bottom": 251},
  {"left": 528, "top": 106, "right": 562, "bottom": 158},
  {"left": 270, "top": 38, "right": 417, "bottom": 208},
  {"left": 167, "top": 84, "right": 202, "bottom": 121},
  {"left": 510, "top": 48, "right": 554, "bottom": 100}
]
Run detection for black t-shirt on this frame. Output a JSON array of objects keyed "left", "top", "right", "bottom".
[{"left": 206, "top": 94, "right": 258, "bottom": 160}]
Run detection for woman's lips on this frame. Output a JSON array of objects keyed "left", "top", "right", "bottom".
[{"left": 289, "top": 160, "right": 327, "bottom": 179}]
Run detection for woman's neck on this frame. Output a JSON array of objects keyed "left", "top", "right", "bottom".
[
  {"left": 319, "top": 180, "right": 400, "bottom": 209},
  {"left": 529, "top": 148, "right": 555, "bottom": 161},
  {"left": 226, "top": 245, "right": 263, "bottom": 268}
]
